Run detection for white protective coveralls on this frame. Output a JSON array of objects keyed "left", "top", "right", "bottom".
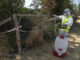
[
  {"left": 54, "top": 8, "right": 73, "bottom": 57},
  {"left": 54, "top": 8, "right": 73, "bottom": 36}
]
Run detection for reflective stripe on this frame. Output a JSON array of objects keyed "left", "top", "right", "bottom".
[
  {"left": 61, "top": 29, "right": 69, "bottom": 32},
  {"left": 62, "top": 16, "right": 65, "bottom": 24},
  {"left": 62, "top": 16, "right": 71, "bottom": 24},
  {"left": 65, "top": 29, "right": 69, "bottom": 32},
  {"left": 61, "top": 29, "right": 65, "bottom": 31},
  {"left": 67, "top": 26, "right": 70, "bottom": 29},
  {"left": 60, "top": 26, "right": 70, "bottom": 32}
]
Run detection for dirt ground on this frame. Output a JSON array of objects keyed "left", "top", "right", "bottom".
[
  {"left": 0, "top": 18, "right": 80, "bottom": 60},
  {"left": 21, "top": 19, "right": 80, "bottom": 60}
]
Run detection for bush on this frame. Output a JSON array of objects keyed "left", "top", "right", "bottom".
[{"left": 0, "top": 34, "right": 12, "bottom": 54}]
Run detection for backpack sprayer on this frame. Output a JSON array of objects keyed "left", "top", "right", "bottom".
[{"left": 53, "top": 18, "right": 68, "bottom": 58}]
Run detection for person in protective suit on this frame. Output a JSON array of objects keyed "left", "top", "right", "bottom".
[{"left": 54, "top": 8, "right": 73, "bottom": 36}]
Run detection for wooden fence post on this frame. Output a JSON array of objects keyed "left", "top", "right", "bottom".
[
  {"left": 13, "top": 14, "right": 21, "bottom": 60},
  {"left": 54, "top": 18, "right": 57, "bottom": 35}
]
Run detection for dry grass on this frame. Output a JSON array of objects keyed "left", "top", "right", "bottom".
[{"left": 26, "top": 26, "right": 44, "bottom": 47}]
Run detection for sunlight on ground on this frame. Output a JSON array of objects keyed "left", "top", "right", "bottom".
[
  {"left": 76, "top": 19, "right": 80, "bottom": 23},
  {"left": 76, "top": 16, "right": 80, "bottom": 23},
  {"left": 16, "top": 55, "right": 21, "bottom": 60},
  {"left": 69, "top": 32, "right": 80, "bottom": 48},
  {"left": 21, "top": 18, "right": 80, "bottom": 60},
  {"left": 27, "top": 56, "right": 33, "bottom": 60}
]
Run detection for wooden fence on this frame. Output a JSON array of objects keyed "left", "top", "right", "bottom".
[
  {"left": 0, "top": 13, "right": 78, "bottom": 60},
  {"left": 0, "top": 14, "right": 57, "bottom": 60}
]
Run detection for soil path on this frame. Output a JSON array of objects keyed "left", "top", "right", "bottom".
[{"left": 21, "top": 18, "right": 80, "bottom": 60}]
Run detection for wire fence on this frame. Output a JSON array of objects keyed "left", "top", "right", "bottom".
[
  {"left": 0, "top": 14, "right": 79, "bottom": 60},
  {"left": 0, "top": 14, "right": 57, "bottom": 60}
]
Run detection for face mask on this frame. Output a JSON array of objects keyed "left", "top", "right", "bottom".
[
  {"left": 63, "top": 11, "right": 69, "bottom": 17},
  {"left": 63, "top": 12, "right": 67, "bottom": 16}
]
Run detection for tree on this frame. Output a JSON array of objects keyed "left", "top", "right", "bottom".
[
  {"left": 30, "top": 0, "right": 41, "bottom": 12},
  {"left": 18, "top": 7, "right": 35, "bottom": 14},
  {"left": 78, "top": 3, "right": 80, "bottom": 13},
  {"left": 54, "top": 0, "right": 74, "bottom": 15},
  {"left": 30, "top": 0, "right": 55, "bottom": 15},
  {"left": 0, "top": 0, "right": 25, "bottom": 19},
  {"left": 41, "top": 0, "right": 55, "bottom": 15}
]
